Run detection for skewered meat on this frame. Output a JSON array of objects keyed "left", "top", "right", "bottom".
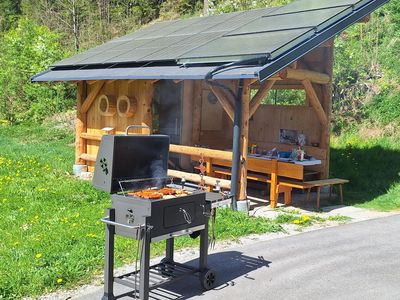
[{"left": 127, "top": 187, "right": 191, "bottom": 199}]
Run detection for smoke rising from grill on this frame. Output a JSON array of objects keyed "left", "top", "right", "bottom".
[{"left": 151, "top": 159, "right": 165, "bottom": 188}]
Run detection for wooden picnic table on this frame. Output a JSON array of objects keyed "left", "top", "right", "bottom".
[{"left": 192, "top": 154, "right": 321, "bottom": 208}]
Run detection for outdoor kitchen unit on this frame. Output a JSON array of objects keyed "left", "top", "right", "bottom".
[{"left": 93, "top": 126, "right": 226, "bottom": 300}]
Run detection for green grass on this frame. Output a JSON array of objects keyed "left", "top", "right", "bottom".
[
  {"left": 330, "top": 133, "right": 400, "bottom": 211},
  {"left": 0, "top": 123, "right": 283, "bottom": 300},
  {"left": 326, "top": 215, "right": 352, "bottom": 223}
]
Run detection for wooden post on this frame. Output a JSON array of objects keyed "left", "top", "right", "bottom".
[
  {"left": 321, "top": 43, "right": 334, "bottom": 178},
  {"left": 75, "top": 81, "right": 87, "bottom": 164},
  {"left": 238, "top": 80, "right": 251, "bottom": 201}
]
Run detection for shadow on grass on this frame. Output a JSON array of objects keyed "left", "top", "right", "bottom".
[{"left": 330, "top": 144, "right": 400, "bottom": 207}]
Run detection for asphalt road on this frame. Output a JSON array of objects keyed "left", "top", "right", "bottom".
[{"left": 78, "top": 215, "right": 400, "bottom": 300}]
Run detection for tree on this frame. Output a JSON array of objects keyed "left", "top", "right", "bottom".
[
  {"left": 0, "top": 0, "right": 22, "bottom": 32},
  {"left": 0, "top": 18, "right": 74, "bottom": 123}
]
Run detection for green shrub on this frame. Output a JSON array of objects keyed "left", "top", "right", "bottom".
[{"left": 0, "top": 18, "right": 74, "bottom": 124}]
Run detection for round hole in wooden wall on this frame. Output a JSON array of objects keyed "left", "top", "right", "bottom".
[
  {"left": 117, "top": 95, "right": 137, "bottom": 118},
  {"left": 118, "top": 99, "right": 128, "bottom": 113},
  {"left": 99, "top": 96, "right": 108, "bottom": 113},
  {"left": 97, "top": 94, "right": 116, "bottom": 116}
]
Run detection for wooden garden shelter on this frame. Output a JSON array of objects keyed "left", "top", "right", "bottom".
[{"left": 32, "top": 0, "right": 388, "bottom": 208}]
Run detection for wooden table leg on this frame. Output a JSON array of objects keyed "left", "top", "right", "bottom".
[
  {"left": 306, "top": 188, "right": 311, "bottom": 202},
  {"left": 280, "top": 185, "right": 292, "bottom": 206},
  {"left": 316, "top": 187, "right": 321, "bottom": 209},
  {"left": 270, "top": 172, "right": 278, "bottom": 208},
  {"left": 339, "top": 184, "right": 344, "bottom": 204}
]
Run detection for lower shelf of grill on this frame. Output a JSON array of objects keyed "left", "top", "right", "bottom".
[{"left": 114, "top": 261, "right": 198, "bottom": 291}]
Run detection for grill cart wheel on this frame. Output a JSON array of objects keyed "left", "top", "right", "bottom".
[
  {"left": 160, "top": 258, "right": 175, "bottom": 276},
  {"left": 189, "top": 230, "right": 201, "bottom": 239},
  {"left": 200, "top": 269, "right": 216, "bottom": 290}
]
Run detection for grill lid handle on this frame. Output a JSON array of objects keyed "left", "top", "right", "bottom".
[{"left": 125, "top": 125, "right": 151, "bottom": 135}]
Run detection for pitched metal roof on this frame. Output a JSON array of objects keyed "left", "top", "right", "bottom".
[{"left": 32, "top": 0, "right": 389, "bottom": 82}]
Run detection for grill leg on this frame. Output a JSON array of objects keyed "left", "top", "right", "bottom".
[
  {"left": 166, "top": 238, "right": 174, "bottom": 261},
  {"left": 139, "top": 229, "right": 151, "bottom": 300},
  {"left": 102, "top": 208, "right": 115, "bottom": 300},
  {"left": 199, "top": 219, "right": 209, "bottom": 271}
]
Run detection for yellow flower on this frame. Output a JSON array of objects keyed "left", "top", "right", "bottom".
[
  {"left": 301, "top": 214, "right": 310, "bottom": 221},
  {"left": 57, "top": 278, "right": 63, "bottom": 284},
  {"left": 35, "top": 253, "right": 43, "bottom": 259},
  {"left": 293, "top": 220, "right": 301, "bottom": 224},
  {"left": 34, "top": 215, "right": 39, "bottom": 220},
  {"left": 86, "top": 233, "right": 96, "bottom": 238}
]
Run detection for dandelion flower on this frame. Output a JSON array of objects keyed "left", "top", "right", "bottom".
[
  {"left": 301, "top": 214, "right": 310, "bottom": 221},
  {"left": 35, "top": 253, "right": 43, "bottom": 259},
  {"left": 293, "top": 220, "right": 301, "bottom": 224},
  {"left": 57, "top": 278, "right": 63, "bottom": 284}
]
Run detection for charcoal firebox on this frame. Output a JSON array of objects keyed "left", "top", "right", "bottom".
[{"left": 93, "top": 126, "right": 225, "bottom": 300}]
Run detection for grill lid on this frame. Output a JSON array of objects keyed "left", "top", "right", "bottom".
[{"left": 93, "top": 126, "right": 170, "bottom": 193}]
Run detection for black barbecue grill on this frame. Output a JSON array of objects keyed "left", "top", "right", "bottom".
[{"left": 93, "top": 126, "right": 230, "bottom": 300}]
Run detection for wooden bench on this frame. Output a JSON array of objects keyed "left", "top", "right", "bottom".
[
  {"left": 213, "top": 167, "right": 293, "bottom": 206},
  {"left": 279, "top": 178, "right": 349, "bottom": 208}
]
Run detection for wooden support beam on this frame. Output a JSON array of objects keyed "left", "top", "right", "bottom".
[
  {"left": 167, "top": 169, "right": 231, "bottom": 190},
  {"left": 321, "top": 45, "right": 334, "bottom": 179},
  {"left": 106, "top": 80, "right": 116, "bottom": 85},
  {"left": 81, "top": 81, "right": 105, "bottom": 113},
  {"left": 87, "top": 80, "right": 98, "bottom": 85},
  {"left": 173, "top": 79, "right": 183, "bottom": 84},
  {"left": 280, "top": 68, "right": 331, "bottom": 85},
  {"left": 81, "top": 132, "right": 102, "bottom": 141},
  {"left": 208, "top": 84, "right": 234, "bottom": 121},
  {"left": 80, "top": 153, "right": 96, "bottom": 162},
  {"left": 128, "top": 79, "right": 136, "bottom": 84},
  {"left": 249, "top": 80, "right": 276, "bottom": 117},
  {"left": 272, "top": 84, "right": 304, "bottom": 90},
  {"left": 75, "top": 82, "right": 87, "bottom": 164},
  {"left": 169, "top": 144, "right": 232, "bottom": 161},
  {"left": 302, "top": 79, "right": 328, "bottom": 126}
]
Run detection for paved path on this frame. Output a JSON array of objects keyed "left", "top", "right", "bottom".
[{"left": 77, "top": 215, "right": 400, "bottom": 300}]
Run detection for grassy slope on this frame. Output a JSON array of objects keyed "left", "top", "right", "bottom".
[
  {"left": 0, "top": 123, "right": 282, "bottom": 299},
  {"left": 329, "top": 1, "right": 400, "bottom": 211},
  {"left": 330, "top": 133, "right": 400, "bottom": 211}
]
